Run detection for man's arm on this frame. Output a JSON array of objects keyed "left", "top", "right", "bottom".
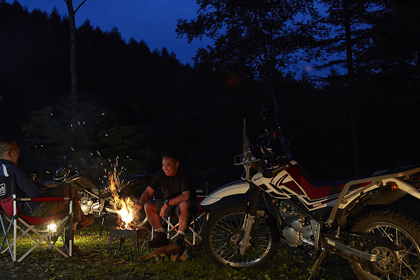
[
  {"left": 159, "top": 191, "right": 190, "bottom": 218},
  {"left": 11, "top": 165, "right": 42, "bottom": 197},
  {"left": 165, "top": 191, "right": 190, "bottom": 206},
  {"left": 133, "top": 186, "right": 155, "bottom": 211}
]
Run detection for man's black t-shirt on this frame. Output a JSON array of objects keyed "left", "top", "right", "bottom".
[{"left": 149, "top": 168, "right": 192, "bottom": 199}]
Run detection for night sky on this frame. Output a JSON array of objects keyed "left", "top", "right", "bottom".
[{"left": 8, "top": 0, "right": 213, "bottom": 65}]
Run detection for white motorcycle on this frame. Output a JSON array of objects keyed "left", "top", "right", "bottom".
[{"left": 200, "top": 120, "right": 420, "bottom": 279}]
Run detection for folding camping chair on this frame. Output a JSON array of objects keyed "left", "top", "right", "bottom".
[
  {"left": 0, "top": 173, "right": 74, "bottom": 266},
  {"left": 152, "top": 194, "right": 209, "bottom": 247}
]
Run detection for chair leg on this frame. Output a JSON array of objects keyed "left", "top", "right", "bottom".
[
  {"left": 13, "top": 215, "right": 17, "bottom": 264},
  {"left": 164, "top": 217, "right": 194, "bottom": 247},
  {"left": 0, "top": 214, "right": 13, "bottom": 258},
  {"left": 0, "top": 186, "right": 75, "bottom": 263},
  {"left": 65, "top": 223, "right": 72, "bottom": 254},
  {"left": 157, "top": 211, "right": 208, "bottom": 248}
]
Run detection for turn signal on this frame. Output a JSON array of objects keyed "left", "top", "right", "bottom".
[{"left": 391, "top": 183, "right": 399, "bottom": 190}]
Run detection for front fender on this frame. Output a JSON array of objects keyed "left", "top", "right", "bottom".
[{"left": 201, "top": 180, "right": 250, "bottom": 206}]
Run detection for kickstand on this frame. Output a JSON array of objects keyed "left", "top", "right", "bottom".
[{"left": 308, "top": 249, "right": 327, "bottom": 280}]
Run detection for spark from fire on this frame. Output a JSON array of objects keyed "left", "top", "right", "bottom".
[{"left": 108, "top": 163, "right": 136, "bottom": 230}]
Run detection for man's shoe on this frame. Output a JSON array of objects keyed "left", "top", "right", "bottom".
[
  {"left": 147, "top": 232, "right": 170, "bottom": 248},
  {"left": 76, "top": 214, "right": 94, "bottom": 230},
  {"left": 175, "top": 234, "right": 185, "bottom": 247},
  {"left": 72, "top": 245, "right": 89, "bottom": 257}
]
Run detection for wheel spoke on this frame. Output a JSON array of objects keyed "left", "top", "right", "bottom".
[
  {"left": 398, "top": 252, "right": 417, "bottom": 274},
  {"left": 391, "top": 270, "right": 410, "bottom": 280},
  {"left": 351, "top": 214, "right": 418, "bottom": 279},
  {"left": 375, "top": 225, "right": 394, "bottom": 242},
  {"left": 206, "top": 208, "right": 277, "bottom": 268}
]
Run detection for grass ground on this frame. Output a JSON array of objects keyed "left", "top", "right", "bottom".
[{"left": 0, "top": 218, "right": 356, "bottom": 280}]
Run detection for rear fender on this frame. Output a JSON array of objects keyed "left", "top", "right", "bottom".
[
  {"left": 382, "top": 178, "right": 420, "bottom": 200},
  {"left": 201, "top": 180, "right": 250, "bottom": 206},
  {"left": 358, "top": 178, "right": 420, "bottom": 206}
]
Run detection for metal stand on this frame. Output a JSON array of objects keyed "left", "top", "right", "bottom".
[
  {"left": 308, "top": 249, "right": 327, "bottom": 280},
  {"left": 108, "top": 227, "right": 149, "bottom": 258}
]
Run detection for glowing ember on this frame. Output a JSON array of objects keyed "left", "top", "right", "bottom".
[{"left": 108, "top": 164, "right": 136, "bottom": 230}]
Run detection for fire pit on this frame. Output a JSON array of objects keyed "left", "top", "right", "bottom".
[
  {"left": 108, "top": 227, "right": 150, "bottom": 257},
  {"left": 106, "top": 164, "right": 150, "bottom": 257}
]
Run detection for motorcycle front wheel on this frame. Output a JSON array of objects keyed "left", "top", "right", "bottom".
[
  {"left": 350, "top": 210, "right": 420, "bottom": 280},
  {"left": 202, "top": 204, "right": 279, "bottom": 268}
]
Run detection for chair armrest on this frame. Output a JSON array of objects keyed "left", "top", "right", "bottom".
[{"left": 20, "top": 197, "right": 70, "bottom": 202}]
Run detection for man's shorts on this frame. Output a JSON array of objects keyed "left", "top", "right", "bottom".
[{"left": 150, "top": 199, "right": 188, "bottom": 217}]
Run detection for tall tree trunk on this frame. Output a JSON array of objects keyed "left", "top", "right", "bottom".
[
  {"left": 64, "top": 0, "right": 87, "bottom": 107},
  {"left": 343, "top": 0, "right": 360, "bottom": 177}
]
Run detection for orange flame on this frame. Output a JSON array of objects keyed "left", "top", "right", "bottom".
[{"left": 108, "top": 164, "right": 136, "bottom": 230}]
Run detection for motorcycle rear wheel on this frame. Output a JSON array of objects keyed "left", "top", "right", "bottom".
[
  {"left": 202, "top": 204, "right": 279, "bottom": 268},
  {"left": 350, "top": 210, "right": 420, "bottom": 280}
]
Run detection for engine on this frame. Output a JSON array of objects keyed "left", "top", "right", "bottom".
[
  {"left": 278, "top": 201, "right": 315, "bottom": 247},
  {"left": 79, "top": 192, "right": 105, "bottom": 216}
]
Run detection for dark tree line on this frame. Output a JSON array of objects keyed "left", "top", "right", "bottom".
[
  {"left": 177, "top": 0, "right": 420, "bottom": 179},
  {"left": 0, "top": 0, "right": 252, "bottom": 190},
  {"left": 1, "top": 0, "right": 420, "bottom": 191}
]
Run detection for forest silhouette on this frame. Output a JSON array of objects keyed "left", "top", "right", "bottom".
[{"left": 1, "top": 0, "right": 419, "bottom": 192}]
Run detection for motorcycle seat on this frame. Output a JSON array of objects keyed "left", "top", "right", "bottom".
[
  {"left": 371, "top": 164, "right": 420, "bottom": 177},
  {"left": 298, "top": 164, "right": 420, "bottom": 200},
  {"left": 299, "top": 171, "right": 365, "bottom": 200}
]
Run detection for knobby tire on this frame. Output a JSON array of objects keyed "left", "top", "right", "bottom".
[
  {"left": 350, "top": 210, "right": 420, "bottom": 280},
  {"left": 202, "top": 204, "right": 279, "bottom": 268}
]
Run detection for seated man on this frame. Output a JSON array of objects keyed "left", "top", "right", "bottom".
[
  {"left": 134, "top": 151, "right": 193, "bottom": 248},
  {"left": 0, "top": 140, "right": 94, "bottom": 256}
]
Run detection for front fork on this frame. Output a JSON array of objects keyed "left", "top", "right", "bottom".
[{"left": 240, "top": 185, "right": 261, "bottom": 255}]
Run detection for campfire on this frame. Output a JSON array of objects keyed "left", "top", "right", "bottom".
[
  {"left": 108, "top": 164, "right": 137, "bottom": 230},
  {"left": 107, "top": 163, "right": 150, "bottom": 257}
]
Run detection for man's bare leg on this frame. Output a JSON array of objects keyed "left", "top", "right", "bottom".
[
  {"left": 145, "top": 202, "right": 163, "bottom": 231},
  {"left": 145, "top": 202, "right": 170, "bottom": 247},
  {"left": 178, "top": 200, "right": 191, "bottom": 233}
]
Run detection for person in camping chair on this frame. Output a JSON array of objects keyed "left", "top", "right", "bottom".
[
  {"left": 0, "top": 139, "right": 94, "bottom": 256},
  {"left": 134, "top": 151, "right": 193, "bottom": 248}
]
